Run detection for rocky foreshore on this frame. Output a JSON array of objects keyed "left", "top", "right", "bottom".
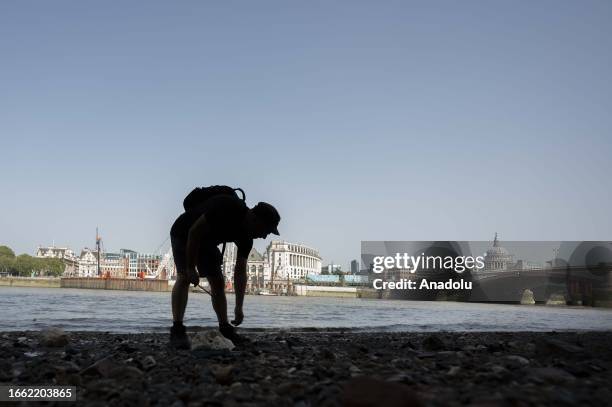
[{"left": 1, "top": 329, "right": 611, "bottom": 406}]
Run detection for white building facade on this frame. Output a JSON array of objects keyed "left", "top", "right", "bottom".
[
  {"left": 222, "top": 244, "right": 271, "bottom": 285},
  {"left": 265, "top": 240, "right": 322, "bottom": 282},
  {"left": 482, "top": 233, "right": 543, "bottom": 273},
  {"left": 36, "top": 246, "right": 76, "bottom": 260},
  {"left": 222, "top": 240, "right": 322, "bottom": 286},
  {"left": 37, "top": 246, "right": 79, "bottom": 276},
  {"left": 77, "top": 248, "right": 99, "bottom": 277}
]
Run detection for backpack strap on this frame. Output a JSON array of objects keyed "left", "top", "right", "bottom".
[
  {"left": 234, "top": 188, "right": 246, "bottom": 201},
  {"left": 219, "top": 188, "right": 244, "bottom": 269}
]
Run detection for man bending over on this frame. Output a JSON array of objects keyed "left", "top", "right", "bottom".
[{"left": 169, "top": 194, "right": 280, "bottom": 349}]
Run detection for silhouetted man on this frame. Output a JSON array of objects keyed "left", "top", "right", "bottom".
[{"left": 170, "top": 194, "right": 280, "bottom": 349}]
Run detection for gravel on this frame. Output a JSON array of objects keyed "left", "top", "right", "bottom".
[{"left": 1, "top": 329, "right": 611, "bottom": 406}]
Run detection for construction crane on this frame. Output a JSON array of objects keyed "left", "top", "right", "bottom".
[{"left": 96, "top": 227, "right": 102, "bottom": 277}]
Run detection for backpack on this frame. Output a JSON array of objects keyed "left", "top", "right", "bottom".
[
  {"left": 183, "top": 185, "right": 246, "bottom": 211},
  {"left": 182, "top": 185, "right": 246, "bottom": 263}
]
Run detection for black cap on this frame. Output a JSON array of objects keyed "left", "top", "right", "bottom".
[{"left": 252, "top": 202, "right": 281, "bottom": 235}]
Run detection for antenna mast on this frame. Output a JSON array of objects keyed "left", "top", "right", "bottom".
[{"left": 96, "top": 227, "right": 101, "bottom": 276}]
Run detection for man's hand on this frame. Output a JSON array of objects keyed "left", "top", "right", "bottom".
[
  {"left": 186, "top": 268, "right": 199, "bottom": 287},
  {"left": 231, "top": 307, "right": 244, "bottom": 326}
]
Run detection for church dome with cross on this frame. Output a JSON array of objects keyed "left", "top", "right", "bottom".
[{"left": 484, "top": 233, "right": 513, "bottom": 271}]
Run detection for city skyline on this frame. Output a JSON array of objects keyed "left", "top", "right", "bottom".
[
  {"left": 28, "top": 236, "right": 354, "bottom": 273},
  {"left": 2, "top": 1, "right": 611, "bottom": 267}
]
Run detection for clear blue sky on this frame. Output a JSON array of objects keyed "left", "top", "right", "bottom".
[{"left": 1, "top": 1, "right": 611, "bottom": 269}]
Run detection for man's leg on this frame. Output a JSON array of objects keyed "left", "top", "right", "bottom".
[
  {"left": 201, "top": 247, "right": 243, "bottom": 343},
  {"left": 207, "top": 272, "right": 229, "bottom": 325},
  {"left": 208, "top": 272, "right": 244, "bottom": 343},
  {"left": 169, "top": 237, "right": 191, "bottom": 350},
  {"left": 208, "top": 270, "right": 249, "bottom": 344},
  {"left": 170, "top": 273, "right": 191, "bottom": 349},
  {"left": 172, "top": 273, "right": 190, "bottom": 323}
]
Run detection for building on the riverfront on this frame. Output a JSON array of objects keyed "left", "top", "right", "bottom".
[
  {"left": 246, "top": 248, "right": 267, "bottom": 289},
  {"left": 482, "top": 234, "right": 542, "bottom": 272},
  {"left": 57, "top": 247, "right": 162, "bottom": 279},
  {"left": 62, "top": 256, "right": 79, "bottom": 276},
  {"left": 222, "top": 245, "right": 269, "bottom": 289},
  {"left": 44, "top": 246, "right": 97, "bottom": 277},
  {"left": 101, "top": 252, "right": 129, "bottom": 278},
  {"left": 37, "top": 245, "right": 80, "bottom": 276},
  {"left": 221, "top": 240, "right": 322, "bottom": 291},
  {"left": 483, "top": 233, "right": 514, "bottom": 271},
  {"left": 350, "top": 259, "right": 359, "bottom": 274},
  {"left": 94, "top": 249, "right": 161, "bottom": 279},
  {"left": 322, "top": 263, "right": 342, "bottom": 275},
  {"left": 36, "top": 246, "right": 76, "bottom": 260},
  {"left": 222, "top": 244, "right": 241, "bottom": 281},
  {"left": 247, "top": 248, "right": 270, "bottom": 290},
  {"left": 120, "top": 249, "right": 162, "bottom": 278},
  {"left": 266, "top": 240, "right": 322, "bottom": 282},
  {"left": 77, "top": 248, "right": 99, "bottom": 277}
]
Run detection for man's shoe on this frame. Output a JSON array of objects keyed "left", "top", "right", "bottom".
[
  {"left": 219, "top": 323, "right": 246, "bottom": 345},
  {"left": 170, "top": 324, "right": 191, "bottom": 350}
]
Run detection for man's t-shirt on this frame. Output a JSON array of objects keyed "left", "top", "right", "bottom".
[{"left": 170, "top": 195, "right": 253, "bottom": 259}]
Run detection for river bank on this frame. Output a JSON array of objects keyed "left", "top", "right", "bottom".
[
  {"left": 2, "top": 329, "right": 611, "bottom": 406},
  {"left": 0, "top": 276, "right": 61, "bottom": 288},
  {"left": 0, "top": 278, "right": 378, "bottom": 298}
]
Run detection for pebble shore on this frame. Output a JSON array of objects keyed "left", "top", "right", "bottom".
[{"left": 2, "top": 329, "right": 611, "bottom": 406}]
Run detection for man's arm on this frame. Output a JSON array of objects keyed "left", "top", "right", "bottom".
[
  {"left": 185, "top": 214, "right": 209, "bottom": 286},
  {"left": 232, "top": 256, "right": 247, "bottom": 325}
]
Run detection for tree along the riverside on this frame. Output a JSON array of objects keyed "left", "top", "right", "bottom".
[{"left": 0, "top": 246, "right": 64, "bottom": 277}]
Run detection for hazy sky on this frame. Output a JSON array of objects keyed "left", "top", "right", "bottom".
[{"left": 1, "top": 1, "right": 611, "bottom": 269}]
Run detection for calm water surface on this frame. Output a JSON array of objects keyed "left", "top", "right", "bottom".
[{"left": 1, "top": 287, "right": 611, "bottom": 332}]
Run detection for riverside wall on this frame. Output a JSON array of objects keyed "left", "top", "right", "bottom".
[
  {"left": 294, "top": 285, "right": 378, "bottom": 298},
  {"left": 60, "top": 277, "right": 170, "bottom": 292},
  {"left": 0, "top": 277, "right": 61, "bottom": 288}
]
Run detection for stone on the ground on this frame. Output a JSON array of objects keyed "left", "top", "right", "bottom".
[
  {"left": 210, "top": 364, "right": 234, "bottom": 385},
  {"left": 80, "top": 356, "right": 143, "bottom": 380},
  {"left": 40, "top": 327, "right": 69, "bottom": 347},
  {"left": 191, "top": 330, "right": 235, "bottom": 351},
  {"left": 447, "top": 366, "right": 461, "bottom": 376},
  {"left": 141, "top": 355, "right": 157, "bottom": 370},
  {"left": 504, "top": 355, "right": 530, "bottom": 366},
  {"left": 81, "top": 356, "right": 116, "bottom": 377}
]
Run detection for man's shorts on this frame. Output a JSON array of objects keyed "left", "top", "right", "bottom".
[{"left": 171, "top": 235, "right": 223, "bottom": 279}]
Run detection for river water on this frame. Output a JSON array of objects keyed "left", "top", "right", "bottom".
[{"left": 1, "top": 287, "right": 611, "bottom": 333}]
